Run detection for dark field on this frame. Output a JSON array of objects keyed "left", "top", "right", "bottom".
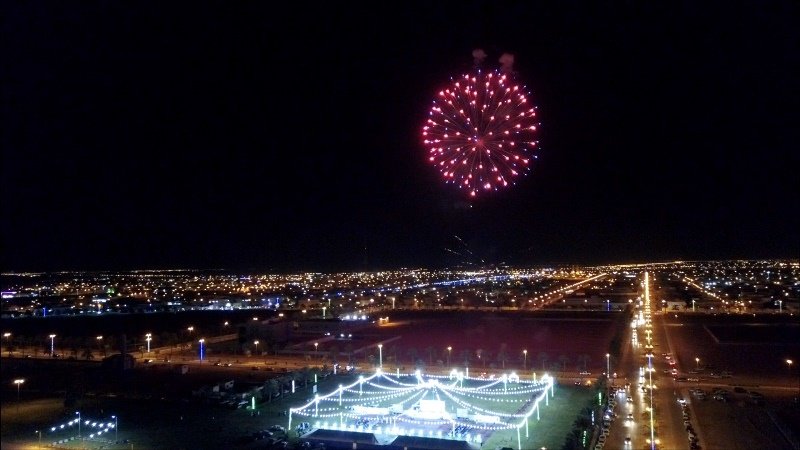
[
  {"left": 661, "top": 313, "right": 800, "bottom": 384},
  {"left": 706, "top": 323, "right": 800, "bottom": 344},
  {"left": 354, "top": 310, "right": 624, "bottom": 374}
]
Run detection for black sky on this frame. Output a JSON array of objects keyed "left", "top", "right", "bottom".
[{"left": 2, "top": 2, "right": 798, "bottom": 272}]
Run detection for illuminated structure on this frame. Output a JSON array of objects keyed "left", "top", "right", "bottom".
[{"left": 289, "top": 369, "right": 554, "bottom": 449}]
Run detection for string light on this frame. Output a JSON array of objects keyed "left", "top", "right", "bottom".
[{"left": 290, "top": 369, "right": 554, "bottom": 434}]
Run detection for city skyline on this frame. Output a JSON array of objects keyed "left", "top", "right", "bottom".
[{"left": 2, "top": 2, "right": 798, "bottom": 272}]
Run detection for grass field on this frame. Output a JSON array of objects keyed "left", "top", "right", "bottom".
[
  {"left": 481, "top": 384, "right": 595, "bottom": 450},
  {"left": 286, "top": 372, "right": 594, "bottom": 450}
]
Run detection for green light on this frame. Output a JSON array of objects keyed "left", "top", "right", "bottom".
[{"left": 598, "top": 391, "right": 602, "bottom": 406}]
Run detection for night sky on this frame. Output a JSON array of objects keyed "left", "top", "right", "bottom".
[{"left": 2, "top": 2, "right": 798, "bottom": 272}]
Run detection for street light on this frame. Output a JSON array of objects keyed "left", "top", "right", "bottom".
[
  {"left": 523, "top": 349, "right": 528, "bottom": 370},
  {"left": 314, "top": 342, "right": 318, "bottom": 358},
  {"left": 695, "top": 357, "right": 700, "bottom": 369},
  {"left": 447, "top": 346, "right": 452, "bottom": 367},
  {"left": 647, "top": 353, "right": 655, "bottom": 450},
  {"left": 198, "top": 339, "right": 205, "bottom": 362},
  {"left": 788, "top": 359, "right": 799, "bottom": 396},
  {"left": 112, "top": 415, "right": 118, "bottom": 443},
  {"left": 49, "top": 334, "right": 56, "bottom": 356},
  {"left": 13, "top": 379, "right": 24, "bottom": 412},
  {"left": 3, "top": 332, "right": 10, "bottom": 356},
  {"left": 76, "top": 411, "right": 81, "bottom": 437},
  {"left": 145, "top": 333, "right": 152, "bottom": 353},
  {"left": 606, "top": 353, "right": 610, "bottom": 377},
  {"left": 378, "top": 344, "right": 383, "bottom": 368},
  {"left": 253, "top": 340, "right": 260, "bottom": 356}
]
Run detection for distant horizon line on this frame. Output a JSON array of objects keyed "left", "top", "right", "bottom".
[{"left": 2, "top": 257, "right": 797, "bottom": 276}]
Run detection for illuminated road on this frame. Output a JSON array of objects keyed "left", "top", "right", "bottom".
[{"left": 604, "top": 271, "right": 690, "bottom": 450}]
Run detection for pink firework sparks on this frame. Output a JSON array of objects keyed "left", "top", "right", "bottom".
[{"left": 422, "top": 69, "right": 539, "bottom": 197}]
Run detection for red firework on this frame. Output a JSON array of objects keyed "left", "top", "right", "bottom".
[{"left": 422, "top": 69, "right": 539, "bottom": 197}]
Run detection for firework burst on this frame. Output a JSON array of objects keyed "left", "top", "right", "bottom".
[{"left": 422, "top": 69, "right": 539, "bottom": 197}]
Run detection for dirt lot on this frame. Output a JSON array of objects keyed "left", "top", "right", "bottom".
[
  {"left": 330, "top": 310, "right": 623, "bottom": 374},
  {"left": 660, "top": 312, "right": 800, "bottom": 449}
]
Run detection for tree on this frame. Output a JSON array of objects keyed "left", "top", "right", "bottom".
[
  {"left": 266, "top": 379, "right": 280, "bottom": 402},
  {"left": 330, "top": 345, "right": 339, "bottom": 364},
  {"left": 426, "top": 346, "right": 435, "bottom": 365},
  {"left": 345, "top": 344, "right": 354, "bottom": 364},
  {"left": 406, "top": 347, "right": 418, "bottom": 366},
  {"left": 577, "top": 354, "right": 591, "bottom": 371},
  {"left": 497, "top": 343, "right": 508, "bottom": 369},
  {"left": 459, "top": 349, "right": 471, "bottom": 367},
  {"left": 558, "top": 354, "right": 570, "bottom": 371},
  {"left": 538, "top": 352, "right": 549, "bottom": 371}
]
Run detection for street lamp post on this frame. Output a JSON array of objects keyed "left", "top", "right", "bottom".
[
  {"left": 3, "top": 332, "right": 10, "bottom": 356},
  {"left": 447, "top": 346, "right": 452, "bottom": 367},
  {"left": 36, "top": 429, "right": 42, "bottom": 447},
  {"left": 49, "top": 334, "right": 56, "bottom": 356},
  {"left": 314, "top": 342, "right": 318, "bottom": 359},
  {"left": 648, "top": 354, "right": 655, "bottom": 450},
  {"left": 145, "top": 333, "right": 152, "bottom": 353},
  {"left": 13, "top": 379, "right": 24, "bottom": 412},
  {"left": 76, "top": 411, "right": 81, "bottom": 438},
  {"left": 254, "top": 340, "right": 259, "bottom": 356},
  {"left": 198, "top": 339, "right": 205, "bottom": 362},
  {"left": 112, "top": 415, "right": 118, "bottom": 442},
  {"left": 695, "top": 357, "right": 700, "bottom": 369},
  {"left": 606, "top": 353, "right": 610, "bottom": 377},
  {"left": 378, "top": 344, "right": 383, "bottom": 368},
  {"left": 523, "top": 349, "right": 527, "bottom": 370},
  {"left": 788, "top": 359, "right": 799, "bottom": 396}
]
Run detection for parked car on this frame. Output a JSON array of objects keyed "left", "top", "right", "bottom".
[{"left": 269, "top": 424, "right": 286, "bottom": 434}]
